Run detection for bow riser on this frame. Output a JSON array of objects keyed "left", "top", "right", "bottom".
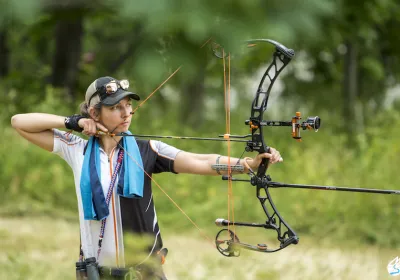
[{"left": 249, "top": 49, "right": 294, "bottom": 178}]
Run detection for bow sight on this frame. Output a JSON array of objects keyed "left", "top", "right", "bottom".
[{"left": 241, "top": 112, "right": 321, "bottom": 142}]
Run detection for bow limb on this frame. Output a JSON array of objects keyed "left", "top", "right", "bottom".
[{"left": 249, "top": 39, "right": 299, "bottom": 253}]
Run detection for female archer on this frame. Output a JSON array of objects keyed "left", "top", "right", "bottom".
[{"left": 11, "top": 77, "right": 283, "bottom": 280}]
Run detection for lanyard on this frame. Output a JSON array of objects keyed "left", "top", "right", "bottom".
[{"left": 97, "top": 148, "right": 124, "bottom": 259}]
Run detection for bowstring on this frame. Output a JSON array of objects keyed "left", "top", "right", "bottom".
[
  {"left": 228, "top": 53, "right": 237, "bottom": 237},
  {"left": 223, "top": 49, "right": 236, "bottom": 239}
]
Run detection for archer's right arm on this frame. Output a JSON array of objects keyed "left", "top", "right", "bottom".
[{"left": 11, "top": 113, "right": 66, "bottom": 152}]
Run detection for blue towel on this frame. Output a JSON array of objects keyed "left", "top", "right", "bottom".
[{"left": 80, "top": 132, "right": 144, "bottom": 220}]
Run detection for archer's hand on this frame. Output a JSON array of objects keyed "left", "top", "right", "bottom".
[
  {"left": 78, "top": 118, "right": 108, "bottom": 136},
  {"left": 246, "top": 147, "right": 283, "bottom": 170}
]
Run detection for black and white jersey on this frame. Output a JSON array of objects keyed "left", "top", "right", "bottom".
[{"left": 53, "top": 129, "right": 181, "bottom": 267}]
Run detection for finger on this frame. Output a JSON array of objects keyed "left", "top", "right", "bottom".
[
  {"left": 258, "top": 152, "right": 272, "bottom": 159},
  {"left": 87, "top": 121, "right": 97, "bottom": 136},
  {"left": 271, "top": 155, "right": 283, "bottom": 163},
  {"left": 90, "top": 122, "right": 98, "bottom": 135},
  {"left": 84, "top": 121, "right": 92, "bottom": 134},
  {"left": 81, "top": 122, "right": 89, "bottom": 135},
  {"left": 272, "top": 153, "right": 281, "bottom": 163},
  {"left": 83, "top": 119, "right": 92, "bottom": 132},
  {"left": 269, "top": 148, "right": 278, "bottom": 157},
  {"left": 269, "top": 148, "right": 282, "bottom": 163},
  {"left": 258, "top": 153, "right": 276, "bottom": 166},
  {"left": 96, "top": 122, "right": 108, "bottom": 133}
]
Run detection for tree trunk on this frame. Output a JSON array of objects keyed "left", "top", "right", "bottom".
[
  {"left": 0, "top": 28, "right": 9, "bottom": 78},
  {"left": 181, "top": 68, "right": 206, "bottom": 127},
  {"left": 51, "top": 15, "right": 83, "bottom": 101},
  {"left": 109, "top": 24, "right": 143, "bottom": 73},
  {"left": 342, "top": 40, "right": 359, "bottom": 146}
]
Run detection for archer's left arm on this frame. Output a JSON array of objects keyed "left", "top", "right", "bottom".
[{"left": 174, "top": 148, "right": 283, "bottom": 175}]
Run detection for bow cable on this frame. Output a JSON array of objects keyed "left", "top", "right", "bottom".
[{"left": 223, "top": 49, "right": 237, "bottom": 239}]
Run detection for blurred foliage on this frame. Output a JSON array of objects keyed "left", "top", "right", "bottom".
[
  {"left": 283, "top": 0, "right": 400, "bottom": 132},
  {"left": 1, "top": 0, "right": 400, "bottom": 253}
]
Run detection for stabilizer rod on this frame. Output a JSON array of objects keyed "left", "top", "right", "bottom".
[
  {"left": 215, "top": 218, "right": 267, "bottom": 228},
  {"left": 268, "top": 182, "right": 400, "bottom": 195},
  {"left": 222, "top": 176, "right": 399, "bottom": 194}
]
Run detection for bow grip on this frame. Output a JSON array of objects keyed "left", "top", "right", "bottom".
[{"left": 256, "top": 146, "right": 271, "bottom": 178}]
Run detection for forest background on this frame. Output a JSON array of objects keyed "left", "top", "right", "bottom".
[{"left": 1, "top": 0, "right": 400, "bottom": 279}]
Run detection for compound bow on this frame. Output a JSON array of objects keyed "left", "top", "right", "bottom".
[
  {"left": 214, "top": 39, "right": 300, "bottom": 256},
  {"left": 211, "top": 39, "right": 400, "bottom": 257}
]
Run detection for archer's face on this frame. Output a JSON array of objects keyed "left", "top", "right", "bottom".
[{"left": 99, "top": 97, "right": 133, "bottom": 133}]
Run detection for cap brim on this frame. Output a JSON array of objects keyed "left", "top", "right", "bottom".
[{"left": 101, "top": 89, "right": 140, "bottom": 106}]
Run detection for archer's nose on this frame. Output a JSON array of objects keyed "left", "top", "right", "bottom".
[{"left": 121, "top": 106, "right": 131, "bottom": 119}]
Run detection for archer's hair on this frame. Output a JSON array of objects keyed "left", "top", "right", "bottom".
[{"left": 79, "top": 101, "right": 101, "bottom": 118}]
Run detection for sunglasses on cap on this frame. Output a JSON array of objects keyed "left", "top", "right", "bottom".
[
  {"left": 88, "top": 79, "right": 130, "bottom": 105},
  {"left": 103, "top": 80, "right": 129, "bottom": 94}
]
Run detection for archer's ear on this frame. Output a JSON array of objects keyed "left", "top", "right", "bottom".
[{"left": 88, "top": 107, "right": 100, "bottom": 122}]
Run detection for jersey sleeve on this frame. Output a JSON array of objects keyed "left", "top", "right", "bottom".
[
  {"left": 149, "top": 140, "right": 182, "bottom": 174},
  {"left": 52, "top": 129, "right": 86, "bottom": 167}
]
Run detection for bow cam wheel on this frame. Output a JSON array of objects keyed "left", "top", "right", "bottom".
[{"left": 215, "top": 229, "right": 240, "bottom": 257}]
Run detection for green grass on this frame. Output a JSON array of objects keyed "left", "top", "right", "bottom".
[{"left": 0, "top": 216, "right": 398, "bottom": 280}]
